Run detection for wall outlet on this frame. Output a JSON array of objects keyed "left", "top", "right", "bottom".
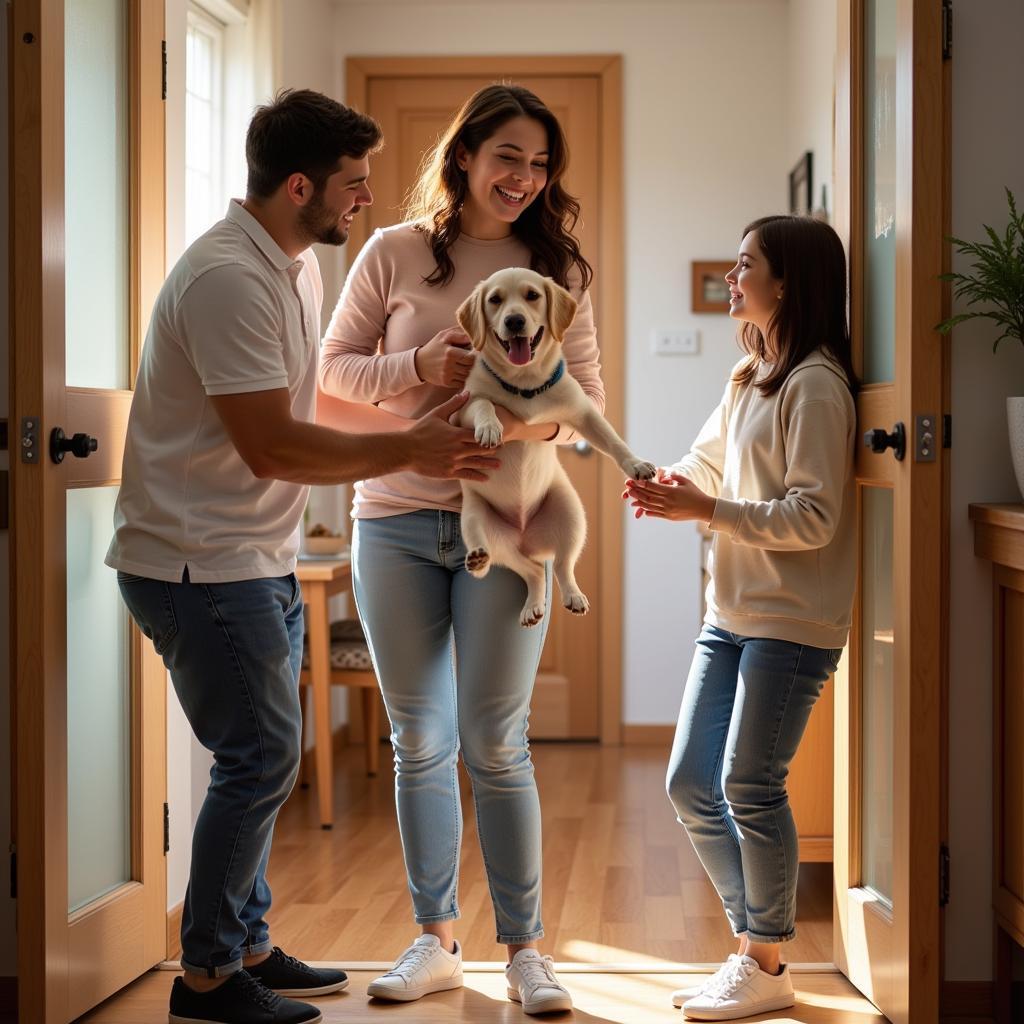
[{"left": 651, "top": 328, "right": 700, "bottom": 356}]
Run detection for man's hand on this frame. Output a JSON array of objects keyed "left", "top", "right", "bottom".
[
  {"left": 414, "top": 327, "right": 476, "bottom": 388},
  {"left": 622, "top": 468, "right": 715, "bottom": 523},
  {"left": 405, "top": 392, "right": 501, "bottom": 481}
]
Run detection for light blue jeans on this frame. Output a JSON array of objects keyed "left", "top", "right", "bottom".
[
  {"left": 352, "top": 510, "right": 551, "bottom": 944},
  {"left": 666, "top": 623, "right": 841, "bottom": 944}
]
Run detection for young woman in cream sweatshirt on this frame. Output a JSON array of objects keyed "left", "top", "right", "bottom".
[{"left": 625, "top": 216, "right": 858, "bottom": 1022}]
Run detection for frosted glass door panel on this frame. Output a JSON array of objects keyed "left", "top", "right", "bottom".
[
  {"left": 65, "top": 0, "right": 130, "bottom": 390},
  {"left": 860, "top": 486, "right": 894, "bottom": 907},
  {"left": 863, "top": 0, "right": 897, "bottom": 384},
  {"left": 67, "top": 486, "right": 132, "bottom": 913}
]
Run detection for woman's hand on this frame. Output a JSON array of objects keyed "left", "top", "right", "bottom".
[
  {"left": 492, "top": 405, "right": 560, "bottom": 443},
  {"left": 621, "top": 468, "right": 716, "bottom": 523},
  {"left": 414, "top": 327, "right": 476, "bottom": 388}
]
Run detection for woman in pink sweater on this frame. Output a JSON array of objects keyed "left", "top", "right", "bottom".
[
  {"left": 625, "top": 216, "right": 858, "bottom": 1021},
  {"left": 319, "top": 84, "right": 605, "bottom": 1015}
]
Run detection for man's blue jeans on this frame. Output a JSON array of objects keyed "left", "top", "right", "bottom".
[
  {"left": 118, "top": 570, "right": 304, "bottom": 977},
  {"left": 352, "top": 510, "right": 551, "bottom": 944},
  {"left": 666, "top": 623, "right": 841, "bottom": 944}
]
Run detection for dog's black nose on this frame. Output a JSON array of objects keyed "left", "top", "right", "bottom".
[{"left": 504, "top": 313, "right": 527, "bottom": 334}]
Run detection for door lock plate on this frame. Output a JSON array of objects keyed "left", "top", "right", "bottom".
[
  {"left": 915, "top": 414, "right": 937, "bottom": 462},
  {"left": 20, "top": 417, "right": 40, "bottom": 464}
]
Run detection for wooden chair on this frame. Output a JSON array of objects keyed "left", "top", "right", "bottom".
[{"left": 299, "top": 618, "right": 381, "bottom": 779}]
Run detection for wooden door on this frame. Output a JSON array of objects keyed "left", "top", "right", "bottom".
[
  {"left": 10, "top": 1, "right": 167, "bottom": 1019},
  {"left": 347, "top": 57, "right": 624, "bottom": 741},
  {"left": 832, "top": 0, "right": 947, "bottom": 1020}
]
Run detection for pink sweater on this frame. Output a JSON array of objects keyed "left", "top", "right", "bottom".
[{"left": 320, "top": 223, "right": 606, "bottom": 518}]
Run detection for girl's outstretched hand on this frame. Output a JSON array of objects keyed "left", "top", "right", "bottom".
[{"left": 621, "top": 469, "right": 715, "bottom": 523}]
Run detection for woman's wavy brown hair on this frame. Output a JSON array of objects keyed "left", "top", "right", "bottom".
[
  {"left": 403, "top": 83, "right": 593, "bottom": 291},
  {"left": 733, "top": 215, "right": 859, "bottom": 397}
]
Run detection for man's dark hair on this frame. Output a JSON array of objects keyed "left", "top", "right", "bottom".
[{"left": 246, "top": 88, "right": 383, "bottom": 199}]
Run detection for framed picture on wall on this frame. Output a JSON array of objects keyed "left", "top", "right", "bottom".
[
  {"left": 789, "top": 150, "right": 814, "bottom": 215},
  {"left": 691, "top": 261, "right": 734, "bottom": 313}
]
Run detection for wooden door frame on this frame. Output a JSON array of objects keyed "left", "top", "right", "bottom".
[
  {"left": 10, "top": 1, "right": 167, "bottom": 1019},
  {"left": 833, "top": 0, "right": 948, "bottom": 1019},
  {"left": 345, "top": 55, "right": 626, "bottom": 744}
]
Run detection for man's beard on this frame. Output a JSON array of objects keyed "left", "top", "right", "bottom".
[{"left": 299, "top": 192, "right": 348, "bottom": 246}]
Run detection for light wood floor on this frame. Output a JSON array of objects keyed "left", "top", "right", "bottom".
[
  {"left": 79, "top": 968, "right": 883, "bottom": 1023},
  {"left": 265, "top": 742, "right": 834, "bottom": 966},
  {"left": 78, "top": 743, "right": 879, "bottom": 1022}
]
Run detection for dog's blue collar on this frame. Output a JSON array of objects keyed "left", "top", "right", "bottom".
[{"left": 480, "top": 358, "right": 565, "bottom": 400}]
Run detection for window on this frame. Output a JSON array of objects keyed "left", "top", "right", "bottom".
[{"left": 185, "top": 4, "right": 226, "bottom": 246}]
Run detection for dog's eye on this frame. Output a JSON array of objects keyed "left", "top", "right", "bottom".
[
  {"left": 487, "top": 294, "right": 502, "bottom": 306},
  {"left": 525, "top": 290, "right": 541, "bottom": 301}
]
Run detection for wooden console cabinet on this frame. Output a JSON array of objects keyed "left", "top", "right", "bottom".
[{"left": 970, "top": 503, "right": 1024, "bottom": 1022}]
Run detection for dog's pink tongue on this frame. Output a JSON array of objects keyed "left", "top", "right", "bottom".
[{"left": 509, "top": 337, "right": 532, "bottom": 365}]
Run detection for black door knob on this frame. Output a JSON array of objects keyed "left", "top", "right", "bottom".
[
  {"left": 50, "top": 427, "right": 98, "bottom": 464},
  {"left": 863, "top": 422, "right": 906, "bottom": 461}
]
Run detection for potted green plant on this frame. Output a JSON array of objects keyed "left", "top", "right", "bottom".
[{"left": 938, "top": 187, "right": 1024, "bottom": 497}]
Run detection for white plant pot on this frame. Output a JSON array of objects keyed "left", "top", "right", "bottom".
[{"left": 1008, "top": 397, "right": 1024, "bottom": 500}]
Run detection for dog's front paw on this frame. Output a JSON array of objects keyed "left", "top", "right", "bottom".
[
  {"left": 475, "top": 420, "right": 504, "bottom": 448},
  {"left": 563, "top": 592, "right": 590, "bottom": 616},
  {"left": 520, "top": 603, "right": 546, "bottom": 628},
  {"left": 623, "top": 458, "right": 657, "bottom": 481},
  {"left": 465, "top": 547, "right": 491, "bottom": 576}
]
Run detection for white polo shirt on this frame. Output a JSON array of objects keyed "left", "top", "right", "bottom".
[{"left": 106, "top": 201, "right": 323, "bottom": 583}]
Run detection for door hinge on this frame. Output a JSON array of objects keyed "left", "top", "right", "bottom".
[
  {"left": 161, "top": 40, "right": 167, "bottom": 101},
  {"left": 9, "top": 845, "right": 16, "bottom": 900},
  {"left": 940, "top": 844, "right": 950, "bottom": 906},
  {"left": 942, "top": 0, "right": 952, "bottom": 60},
  {"left": 943, "top": 413, "right": 952, "bottom": 448},
  {"left": 163, "top": 802, "right": 170, "bottom": 855}
]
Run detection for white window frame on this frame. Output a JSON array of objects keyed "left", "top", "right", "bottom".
[{"left": 185, "top": 2, "right": 227, "bottom": 245}]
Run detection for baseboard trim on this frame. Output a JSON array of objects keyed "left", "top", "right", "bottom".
[
  {"left": 167, "top": 901, "right": 184, "bottom": 961},
  {"left": 622, "top": 725, "right": 674, "bottom": 745}
]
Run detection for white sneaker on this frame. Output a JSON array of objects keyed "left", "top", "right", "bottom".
[
  {"left": 366, "top": 935, "right": 464, "bottom": 1002},
  {"left": 671, "top": 955, "right": 744, "bottom": 1007},
  {"left": 681, "top": 955, "right": 794, "bottom": 1020},
  {"left": 505, "top": 949, "right": 573, "bottom": 1015}
]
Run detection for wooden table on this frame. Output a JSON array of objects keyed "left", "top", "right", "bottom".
[{"left": 296, "top": 555, "right": 353, "bottom": 828}]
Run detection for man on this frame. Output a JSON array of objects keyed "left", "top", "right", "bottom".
[{"left": 106, "top": 89, "right": 496, "bottom": 1024}]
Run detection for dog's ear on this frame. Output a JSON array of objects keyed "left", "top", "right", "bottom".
[
  {"left": 456, "top": 280, "right": 489, "bottom": 351},
  {"left": 543, "top": 277, "right": 578, "bottom": 343}
]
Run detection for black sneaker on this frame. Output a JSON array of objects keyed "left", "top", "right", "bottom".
[
  {"left": 247, "top": 947, "right": 349, "bottom": 998},
  {"left": 168, "top": 969, "right": 322, "bottom": 1024}
]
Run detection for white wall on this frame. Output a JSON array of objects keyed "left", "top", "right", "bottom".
[
  {"left": 317, "top": 0, "right": 792, "bottom": 725},
  {"left": 946, "top": 0, "right": 1024, "bottom": 982},
  {"left": 0, "top": 4, "right": 16, "bottom": 981},
  {"left": 786, "top": 0, "right": 836, "bottom": 220}
]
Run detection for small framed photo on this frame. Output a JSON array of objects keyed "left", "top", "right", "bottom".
[
  {"left": 691, "top": 261, "right": 734, "bottom": 314},
  {"left": 789, "top": 151, "right": 814, "bottom": 215}
]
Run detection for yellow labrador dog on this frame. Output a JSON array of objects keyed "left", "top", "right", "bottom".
[{"left": 455, "top": 267, "right": 655, "bottom": 627}]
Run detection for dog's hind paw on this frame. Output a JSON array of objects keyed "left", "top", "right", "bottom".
[
  {"left": 625, "top": 458, "right": 657, "bottom": 481},
  {"left": 564, "top": 592, "right": 590, "bottom": 615},
  {"left": 465, "top": 548, "right": 491, "bottom": 576},
  {"left": 520, "top": 604, "right": 546, "bottom": 628}
]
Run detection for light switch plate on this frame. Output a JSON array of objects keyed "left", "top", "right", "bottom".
[{"left": 651, "top": 328, "right": 700, "bottom": 355}]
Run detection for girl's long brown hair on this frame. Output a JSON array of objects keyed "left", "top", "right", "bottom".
[
  {"left": 404, "top": 84, "right": 593, "bottom": 291},
  {"left": 733, "top": 215, "right": 859, "bottom": 397}
]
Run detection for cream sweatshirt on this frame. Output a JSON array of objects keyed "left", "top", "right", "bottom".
[
  {"left": 320, "top": 223, "right": 605, "bottom": 518},
  {"left": 672, "top": 351, "right": 857, "bottom": 649}
]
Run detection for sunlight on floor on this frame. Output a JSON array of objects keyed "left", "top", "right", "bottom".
[{"left": 560, "top": 938, "right": 705, "bottom": 969}]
